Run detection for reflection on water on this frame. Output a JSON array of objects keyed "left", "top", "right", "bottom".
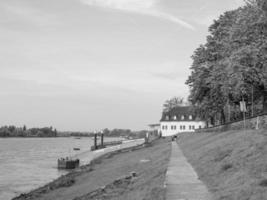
[{"left": 0, "top": 137, "right": 118, "bottom": 200}]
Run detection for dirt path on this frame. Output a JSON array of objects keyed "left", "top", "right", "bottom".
[{"left": 14, "top": 139, "right": 171, "bottom": 200}]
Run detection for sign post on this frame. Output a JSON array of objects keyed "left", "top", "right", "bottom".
[{"left": 240, "top": 97, "right": 247, "bottom": 129}]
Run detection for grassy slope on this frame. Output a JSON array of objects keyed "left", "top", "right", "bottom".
[
  {"left": 178, "top": 130, "right": 267, "bottom": 200},
  {"left": 14, "top": 139, "right": 171, "bottom": 200}
]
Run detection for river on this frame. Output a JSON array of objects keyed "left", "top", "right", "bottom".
[{"left": 0, "top": 137, "right": 120, "bottom": 200}]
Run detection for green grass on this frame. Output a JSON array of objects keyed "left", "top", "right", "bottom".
[
  {"left": 177, "top": 129, "right": 267, "bottom": 200},
  {"left": 13, "top": 139, "right": 171, "bottom": 200}
]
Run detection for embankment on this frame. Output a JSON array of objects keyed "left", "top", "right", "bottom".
[
  {"left": 198, "top": 113, "right": 267, "bottom": 133},
  {"left": 178, "top": 130, "right": 267, "bottom": 200},
  {"left": 13, "top": 138, "right": 171, "bottom": 200}
]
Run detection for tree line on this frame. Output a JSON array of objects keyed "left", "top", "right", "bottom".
[
  {"left": 0, "top": 125, "right": 57, "bottom": 137},
  {"left": 186, "top": 0, "right": 267, "bottom": 126},
  {"left": 68, "top": 128, "right": 148, "bottom": 139}
]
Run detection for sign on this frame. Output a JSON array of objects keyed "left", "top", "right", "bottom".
[{"left": 240, "top": 101, "right": 247, "bottom": 112}]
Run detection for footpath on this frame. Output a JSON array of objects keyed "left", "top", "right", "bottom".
[
  {"left": 165, "top": 141, "right": 212, "bottom": 200},
  {"left": 73, "top": 138, "right": 145, "bottom": 166}
]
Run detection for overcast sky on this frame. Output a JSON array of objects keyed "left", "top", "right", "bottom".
[{"left": 0, "top": 0, "right": 244, "bottom": 131}]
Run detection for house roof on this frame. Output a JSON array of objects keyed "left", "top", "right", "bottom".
[
  {"left": 148, "top": 124, "right": 160, "bottom": 128},
  {"left": 160, "top": 106, "right": 200, "bottom": 122}
]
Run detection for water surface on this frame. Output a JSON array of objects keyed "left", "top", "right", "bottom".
[{"left": 0, "top": 137, "right": 118, "bottom": 200}]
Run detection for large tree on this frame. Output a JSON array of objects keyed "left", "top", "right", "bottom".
[{"left": 187, "top": 0, "right": 267, "bottom": 124}]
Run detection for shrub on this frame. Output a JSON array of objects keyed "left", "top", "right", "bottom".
[
  {"left": 259, "top": 179, "right": 267, "bottom": 187},
  {"left": 221, "top": 163, "right": 233, "bottom": 171}
]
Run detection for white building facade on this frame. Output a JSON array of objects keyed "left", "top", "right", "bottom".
[
  {"left": 160, "top": 106, "right": 206, "bottom": 137},
  {"left": 148, "top": 124, "right": 160, "bottom": 133}
]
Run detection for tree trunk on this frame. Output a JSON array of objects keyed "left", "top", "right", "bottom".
[
  {"left": 220, "top": 109, "right": 226, "bottom": 125},
  {"left": 210, "top": 116, "right": 215, "bottom": 126},
  {"left": 263, "top": 90, "right": 267, "bottom": 113}
]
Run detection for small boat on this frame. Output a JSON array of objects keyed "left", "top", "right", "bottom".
[
  {"left": 57, "top": 157, "right": 80, "bottom": 169},
  {"left": 73, "top": 148, "right": 80, "bottom": 151}
]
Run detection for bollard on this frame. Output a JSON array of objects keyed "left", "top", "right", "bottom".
[
  {"left": 101, "top": 133, "right": 104, "bottom": 147},
  {"left": 94, "top": 133, "right": 98, "bottom": 149}
]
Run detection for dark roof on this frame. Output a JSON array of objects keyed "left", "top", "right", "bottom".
[
  {"left": 148, "top": 124, "right": 160, "bottom": 127},
  {"left": 160, "top": 106, "right": 199, "bottom": 122}
]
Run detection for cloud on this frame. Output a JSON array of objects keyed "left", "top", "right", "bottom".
[{"left": 80, "top": 0, "right": 195, "bottom": 30}]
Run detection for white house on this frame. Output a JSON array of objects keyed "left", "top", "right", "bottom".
[
  {"left": 148, "top": 124, "right": 160, "bottom": 133},
  {"left": 160, "top": 106, "right": 206, "bottom": 137}
]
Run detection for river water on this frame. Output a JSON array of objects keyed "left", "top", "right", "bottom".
[{"left": 0, "top": 137, "right": 119, "bottom": 200}]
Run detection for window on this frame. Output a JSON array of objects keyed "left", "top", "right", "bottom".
[
  {"left": 192, "top": 125, "right": 195, "bottom": 130},
  {"left": 189, "top": 115, "right": 192, "bottom": 120},
  {"left": 162, "top": 125, "right": 168, "bottom": 130},
  {"left": 180, "top": 125, "right": 183, "bottom": 130},
  {"left": 174, "top": 126, "right": 176, "bottom": 130},
  {"left": 171, "top": 125, "right": 173, "bottom": 130},
  {"left": 183, "top": 125, "right": 186, "bottom": 130},
  {"left": 189, "top": 125, "right": 191, "bottom": 130},
  {"left": 181, "top": 115, "right": 185, "bottom": 120},
  {"left": 199, "top": 125, "right": 201, "bottom": 129},
  {"left": 173, "top": 115, "right": 177, "bottom": 120}
]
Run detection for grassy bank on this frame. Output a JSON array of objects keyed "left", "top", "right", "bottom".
[
  {"left": 178, "top": 130, "right": 267, "bottom": 200},
  {"left": 14, "top": 139, "right": 171, "bottom": 200}
]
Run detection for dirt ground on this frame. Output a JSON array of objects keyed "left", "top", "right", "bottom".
[
  {"left": 13, "top": 138, "right": 171, "bottom": 200},
  {"left": 177, "top": 129, "right": 267, "bottom": 200}
]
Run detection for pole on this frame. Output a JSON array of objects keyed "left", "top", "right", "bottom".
[
  {"left": 94, "top": 133, "right": 97, "bottom": 150},
  {"left": 228, "top": 99, "right": 231, "bottom": 122},
  {"left": 242, "top": 96, "right": 246, "bottom": 130},
  {"left": 252, "top": 86, "right": 254, "bottom": 117},
  {"left": 101, "top": 133, "right": 104, "bottom": 147}
]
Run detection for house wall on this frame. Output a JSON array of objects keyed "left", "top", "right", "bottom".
[
  {"left": 148, "top": 126, "right": 160, "bottom": 133},
  {"left": 160, "top": 121, "right": 205, "bottom": 137}
]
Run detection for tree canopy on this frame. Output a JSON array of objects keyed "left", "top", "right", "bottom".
[
  {"left": 163, "top": 97, "right": 184, "bottom": 113},
  {"left": 186, "top": 0, "right": 267, "bottom": 125}
]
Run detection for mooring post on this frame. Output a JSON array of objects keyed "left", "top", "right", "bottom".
[
  {"left": 101, "top": 133, "right": 104, "bottom": 147},
  {"left": 94, "top": 133, "right": 98, "bottom": 149}
]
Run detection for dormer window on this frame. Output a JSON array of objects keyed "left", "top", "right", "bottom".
[
  {"left": 181, "top": 115, "right": 185, "bottom": 120},
  {"left": 189, "top": 115, "right": 192, "bottom": 120},
  {"left": 173, "top": 115, "right": 177, "bottom": 120}
]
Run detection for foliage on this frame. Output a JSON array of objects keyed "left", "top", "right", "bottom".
[
  {"left": 163, "top": 97, "right": 184, "bottom": 113},
  {"left": 67, "top": 128, "right": 147, "bottom": 139},
  {"left": 0, "top": 125, "right": 57, "bottom": 137},
  {"left": 99, "top": 128, "right": 147, "bottom": 139},
  {"left": 186, "top": 0, "right": 267, "bottom": 124}
]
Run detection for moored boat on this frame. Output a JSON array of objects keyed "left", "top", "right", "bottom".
[{"left": 57, "top": 157, "right": 80, "bottom": 169}]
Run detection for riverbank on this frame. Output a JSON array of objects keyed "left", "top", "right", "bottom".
[
  {"left": 13, "top": 138, "right": 171, "bottom": 200},
  {"left": 177, "top": 129, "right": 267, "bottom": 200}
]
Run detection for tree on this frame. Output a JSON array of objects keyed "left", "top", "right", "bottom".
[
  {"left": 163, "top": 97, "right": 184, "bottom": 113},
  {"left": 187, "top": 1, "right": 267, "bottom": 125}
]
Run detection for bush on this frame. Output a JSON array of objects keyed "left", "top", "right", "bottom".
[
  {"left": 221, "top": 163, "right": 233, "bottom": 171},
  {"left": 259, "top": 179, "right": 267, "bottom": 187}
]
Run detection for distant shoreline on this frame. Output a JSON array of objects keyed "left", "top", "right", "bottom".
[{"left": 0, "top": 135, "right": 129, "bottom": 138}]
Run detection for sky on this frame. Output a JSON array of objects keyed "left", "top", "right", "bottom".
[{"left": 0, "top": 0, "right": 245, "bottom": 131}]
